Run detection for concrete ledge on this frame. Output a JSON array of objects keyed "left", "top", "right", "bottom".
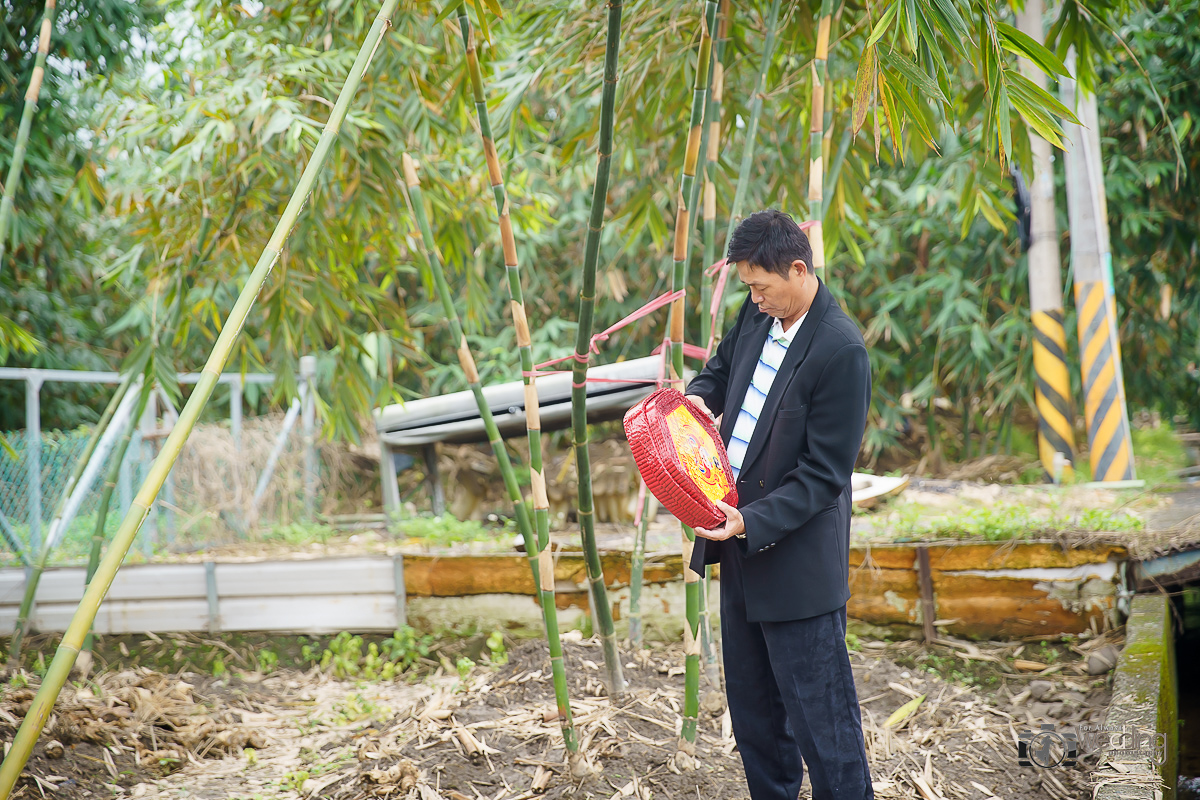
[{"left": 1095, "top": 594, "right": 1178, "bottom": 800}]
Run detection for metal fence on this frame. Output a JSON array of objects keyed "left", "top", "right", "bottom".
[{"left": 0, "top": 361, "right": 356, "bottom": 567}]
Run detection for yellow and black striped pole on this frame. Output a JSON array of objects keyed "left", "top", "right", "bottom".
[
  {"left": 1031, "top": 309, "right": 1076, "bottom": 476},
  {"left": 1017, "top": 0, "right": 1076, "bottom": 481},
  {"left": 1074, "top": 281, "right": 1135, "bottom": 480},
  {"left": 1062, "top": 57, "right": 1136, "bottom": 483}
]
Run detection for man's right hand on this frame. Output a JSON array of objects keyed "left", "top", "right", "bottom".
[{"left": 686, "top": 395, "right": 715, "bottom": 420}]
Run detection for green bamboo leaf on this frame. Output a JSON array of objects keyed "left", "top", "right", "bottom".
[
  {"left": 434, "top": 2, "right": 460, "bottom": 26},
  {"left": 866, "top": 3, "right": 900, "bottom": 49},
  {"left": 1007, "top": 70, "right": 1080, "bottom": 124},
  {"left": 901, "top": 0, "right": 920, "bottom": 53},
  {"left": 878, "top": 47, "right": 947, "bottom": 103},
  {"left": 887, "top": 78, "right": 939, "bottom": 148},
  {"left": 912, "top": 12, "right": 949, "bottom": 82},
  {"left": 886, "top": 693, "right": 926, "bottom": 727},
  {"left": 1006, "top": 85, "right": 1066, "bottom": 148},
  {"left": 878, "top": 73, "right": 902, "bottom": 159},
  {"left": 922, "top": 0, "right": 971, "bottom": 58},
  {"left": 471, "top": 0, "right": 492, "bottom": 42},
  {"left": 997, "top": 84, "right": 1012, "bottom": 162},
  {"left": 480, "top": 0, "right": 503, "bottom": 19},
  {"left": 853, "top": 45, "right": 878, "bottom": 134},
  {"left": 977, "top": 195, "right": 1005, "bottom": 231},
  {"left": 997, "top": 22, "right": 1068, "bottom": 76}
]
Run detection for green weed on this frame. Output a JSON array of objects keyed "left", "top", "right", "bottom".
[
  {"left": 329, "top": 692, "right": 389, "bottom": 726},
  {"left": 317, "top": 627, "right": 435, "bottom": 680},
  {"left": 484, "top": 630, "right": 508, "bottom": 666},
  {"left": 397, "top": 515, "right": 506, "bottom": 546},
  {"left": 261, "top": 522, "right": 336, "bottom": 546}
]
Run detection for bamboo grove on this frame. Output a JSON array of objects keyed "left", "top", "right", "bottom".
[{"left": 0, "top": 0, "right": 1192, "bottom": 790}]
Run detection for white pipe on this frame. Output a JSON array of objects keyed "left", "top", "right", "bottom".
[
  {"left": 0, "top": 368, "right": 275, "bottom": 385},
  {"left": 251, "top": 392, "right": 304, "bottom": 518},
  {"left": 44, "top": 377, "right": 144, "bottom": 552}
]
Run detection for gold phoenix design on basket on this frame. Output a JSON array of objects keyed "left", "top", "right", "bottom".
[{"left": 666, "top": 406, "right": 733, "bottom": 504}]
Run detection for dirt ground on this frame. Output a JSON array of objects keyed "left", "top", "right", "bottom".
[{"left": 0, "top": 629, "right": 1125, "bottom": 800}]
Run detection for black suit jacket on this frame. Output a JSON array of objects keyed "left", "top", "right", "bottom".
[{"left": 685, "top": 279, "right": 871, "bottom": 622}]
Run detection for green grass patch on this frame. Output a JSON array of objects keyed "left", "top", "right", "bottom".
[
  {"left": 1131, "top": 424, "right": 1188, "bottom": 487},
  {"left": 395, "top": 514, "right": 509, "bottom": 546},
  {"left": 884, "top": 501, "right": 1144, "bottom": 542}
]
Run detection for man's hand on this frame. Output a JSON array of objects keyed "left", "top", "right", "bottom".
[
  {"left": 685, "top": 395, "right": 715, "bottom": 420},
  {"left": 694, "top": 499, "right": 745, "bottom": 541}
]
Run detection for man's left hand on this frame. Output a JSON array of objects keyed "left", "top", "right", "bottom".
[{"left": 695, "top": 499, "right": 745, "bottom": 541}]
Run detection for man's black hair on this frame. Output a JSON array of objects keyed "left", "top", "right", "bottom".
[{"left": 726, "top": 209, "right": 812, "bottom": 279}]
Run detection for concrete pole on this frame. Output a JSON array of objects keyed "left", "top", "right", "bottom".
[
  {"left": 1016, "top": 0, "right": 1077, "bottom": 481},
  {"left": 1061, "top": 52, "right": 1136, "bottom": 482},
  {"left": 138, "top": 390, "right": 158, "bottom": 555},
  {"left": 25, "top": 378, "right": 42, "bottom": 552},
  {"left": 300, "top": 356, "right": 317, "bottom": 520},
  {"left": 379, "top": 441, "right": 401, "bottom": 520},
  {"left": 1080, "top": 92, "right": 1132, "bottom": 419},
  {"left": 230, "top": 376, "right": 243, "bottom": 451},
  {"left": 230, "top": 375, "right": 244, "bottom": 529}
]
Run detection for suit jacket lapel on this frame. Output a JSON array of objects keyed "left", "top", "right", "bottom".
[{"left": 736, "top": 280, "right": 834, "bottom": 477}]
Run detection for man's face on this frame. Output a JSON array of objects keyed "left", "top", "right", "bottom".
[{"left": 736, "top": 260, "right": 809, "bottom": 320}]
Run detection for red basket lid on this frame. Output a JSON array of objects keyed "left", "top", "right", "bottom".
[{"left": 623, "top": 388, "right": 738, "bottom": 531}]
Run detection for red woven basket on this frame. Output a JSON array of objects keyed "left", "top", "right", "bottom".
[{"left": 623, "top": 388, "right": 738, "bottom": 530}]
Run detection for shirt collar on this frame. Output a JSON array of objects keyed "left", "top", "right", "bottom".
[{"left": 770, "top": 312, "right": 807, "bottom": 346}]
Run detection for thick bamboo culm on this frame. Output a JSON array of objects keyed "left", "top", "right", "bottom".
[
  {"left": 710, "top": 0, "right": 783, "bottom": 348},
  {"left": 700, "top": 0, "right": 730, "bottom": 355},
  {"left": 452, "top": 4, "right": 583, "bottom": 770},
  {"left": 670, "top": 0, "right": 719, "bottom": 753},
  {"left": 806, "top": 0, "right": 836, "bottom": 274},
  {"left": 0, "top": 0, "right": 57, "bottom": 272},
  {"left": 400, "top": 154, "right": 543, "bottom": 594},
  {"left": 569, "top": 0, "right": 627, "bottom": 698},
  {"left": 696, "top": 0, "right": 729, "bottom": 691},
  {"left": 0, "top": 4, "right": 401, "bottom": 793}
]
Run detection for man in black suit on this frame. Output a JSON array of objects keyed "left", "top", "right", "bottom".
[{"left": 686, "top": 210, "right": 874, "bottom": 800}]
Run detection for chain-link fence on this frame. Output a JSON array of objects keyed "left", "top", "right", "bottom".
[
  {"left": 0, "top": 426, "right": 135, "bottom": 564},
  {"left": 0, "top": 367, "right": 381, "bottom": 568}
]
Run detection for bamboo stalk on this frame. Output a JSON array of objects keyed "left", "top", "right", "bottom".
[
  {"left": 711, "top": 0, "right": 782, "bottom": 348},
  {"left": 696, "top": 0, "right": 729, "bottom": 692},
  {"left": 569, "top": 0, "right": 626, "bottom": 699},
  {"left": 670, "top": 0, "right": 719, "bottom": 755},
  {"left": 0, "top": 5, "right": 399, "bottom": 792},
  {"left": 806, "top": 0, "right": 836, "bottom": 276},
  {"left": 400, "top": 154, "right": 543, "bottom": 596},
  {"left": 820, "top": 6, "right": 843, "bottom": 172},
  {"left": 699, "top": 0, "right": 730, "bottom": 353},
  {"left": 452, "top": 5, "right": 585, "bottom": 774},
  {"left": 0, "top": 0, "right": 57, "bottom": 272}
]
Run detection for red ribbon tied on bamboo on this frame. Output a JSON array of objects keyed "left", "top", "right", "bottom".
[{"left": 623, "top": 388, "right": 738, "bottom": 530}]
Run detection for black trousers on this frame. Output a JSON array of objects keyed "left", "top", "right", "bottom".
[{"left": 720, "top": 548, "right": 874, "bottom": 800}]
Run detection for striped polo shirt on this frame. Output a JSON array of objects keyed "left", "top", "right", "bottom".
[{"left": 727, "top": 312, "right": 807, "bottom": 478}]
